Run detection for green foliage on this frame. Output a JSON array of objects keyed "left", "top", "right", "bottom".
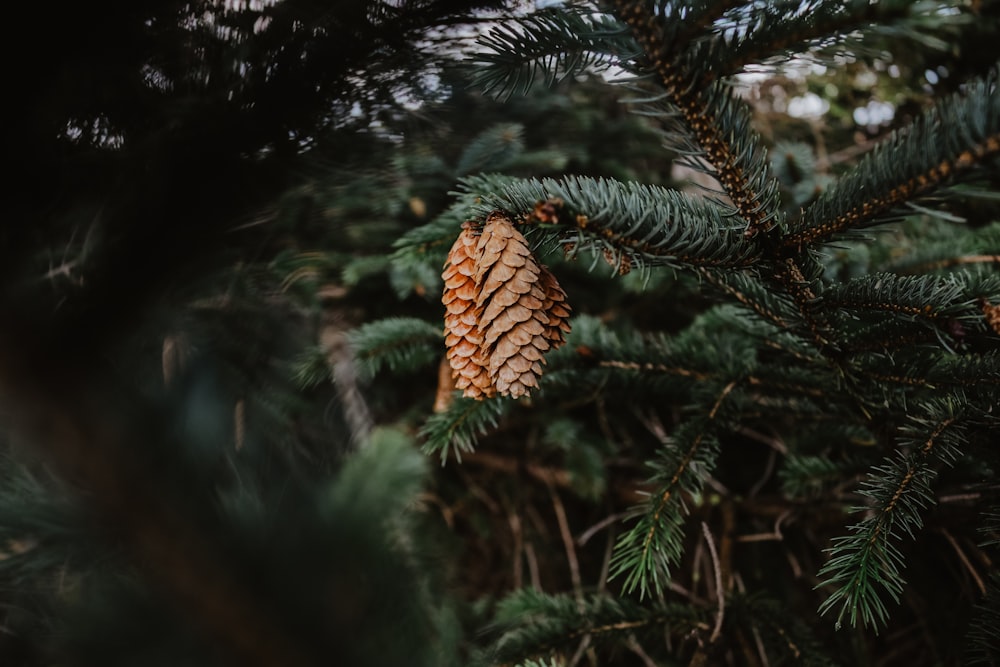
[
  {"left": 472, "top": 8, "right": 636, "bottom": 100},
  {"left": 456, "top": 123, "right": 527, "bottom": 176},
  {"left": 966, "top": 574, "right": 1000, "bottom": 664},
  {"left": 790, "top": 72, "right": 1000, "bottom": 246},
  {"left": 419, "top": 397, "right": 510, "bottom": 463},
  {"left": 348, "top": 318, "right": 442, "bottom": 380},
  {"left": 389, "top": 1, "right": 1000, "bottom": 659},
  {"left": 609, "top": 421, "right": 724, "bottom": 598},
  {"left": 816, "top": 403, "right": 966, "bottom": 628},
  {"left": 10, "top": 1, "right": 1000, "bottom": 665},
  {"left": 726, "top": 595, "right": 840, "bottom": 667},
  {"left": 489, "top": 588, "right": 703, "bottom": 663},
  {"left": 780, "top": 452, "right": 868, "bottom": 500},
  {"left": 466, "top": 173, "right": 762, "bottom": 269},
  {"left": 0, "top": 419, "right": 461, "bottom": 666}
]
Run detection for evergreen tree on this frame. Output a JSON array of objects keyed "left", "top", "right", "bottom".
[
  {"left": 353, "top": 0, "right": 1000, "bottom": 664},
  {"left": 4, "top": 1, "right": 1000, "bottom": 666}
]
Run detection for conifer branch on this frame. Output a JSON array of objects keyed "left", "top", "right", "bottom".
[
  {"left": 419, "top": 395, "right": 509, "bottom": 463},
  {"left": 613, "top": 1, "right": 782, "bottom": 238},
  {"left": 471, "top": 8, "right": 637, "bottom": 101},
  {"left": 699, "top": 0, "right": 915, "bottom": 78},
  {"left": 965, "top": 574, "right": 1000, "bottom": 665},
  {"left": 773, "top": 254, "right": 834, "bottom": 350},
  {"left": 727, "top": 595, "right": 841, "bottom": 666},
  {"left": 699, "top": 269, "right": 791, "bottom": 329},
  {"left": 888, "top": 221, "right": 1000, "bottom": 274},
  {"left": 491, "top": 588, "right": 704, "bottom": 662},
  {"left": 787, "top": 72, "right": 1000, "bottom": 248},
  {"left": 597, "top": 359, "right": 709, "bottom": 381},
  {"left": 348, "top": 317, "right": 443, "bottom": 379},
  {"left": 817, "top": 409, "right": 964, "bottom": 629},
  {"left": 822, "top": 273, "right": 966, "bottom": 320},
  {"left": 464, "top": 175, "right": 760, "bottom": 269},
  {"left": 609, "top": 381, "right": 737, "bottom": 598},
  {"left": 903, "top": 254, "right": 1000, "bottom": 273},
  {"left": 837, "top": 321, "right": 940, "bottom": 354},
  {"left": 780, "top": 454, "right": 868, "bottom": 500},
  {"left": 669, "top": 0, "right": 746, "bottom": 53}
]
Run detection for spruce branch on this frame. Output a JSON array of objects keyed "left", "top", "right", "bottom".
[
  {"left": 772, "top": 252, "right": 836, "bottom": 350},
  {"left": 609, "top": 382, "right": 737, "bottom": 598},
  {"left": 348, "top": 317, "right": 443, "bottom": 380},
  {"left": 696, "top": 0, "right": 923, "bottom": 78},
  {"left": 836, "top": 320, "right": 941, "bottom": 355},
  {"left": 699, "top": 269, "right": 795, "bottom": 330},
  {"left": 780, "top": 454, "right": 869, "bottom": 501},
  {"left": 455, "top": 122, "right": 526, "bottom": 177},
  {"left": 822, "top": 272, "right": 967, "bottom": 321},
  {"left": 463, "top": 174, "right": 760, "bottom": 269},
  {"left": 471, "top": 7, "right": 637, "bottom": 101},
  {"left": 490, "top": 588, "right": 703, "bottom": 663},
  {"left": 889, "top": 221, "right": 1000, "bottom": 274},
  {"left": 965, "top": 574, "right": 1000, "bottom": 666},
  {"left": 817, "top": 407, "right": 965, "bottom": 629},
  {"left": 980, "top": 507, "right": 1000, "bottom": 549},
  {"left": 418, "top": 394, "right": 508, "bottom": 463},
  {"left": 928, "top": 349, "right": 1000, "bottom": 389},
  {"left": 728, "top": 595, "right": 840, "bottom": 667},
  {"left": 787, "top": 71, "right": 1000, "bottom": 248},
  {"left": 668, "top": 0, "right": 747, "bottom": 55},
  {"left": 613, "top": 0, "right": 782, "bottom": 238}
]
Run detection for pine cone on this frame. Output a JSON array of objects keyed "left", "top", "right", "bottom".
[
  {"left": 539, "top": 265, "right": 572, "bottom": 347},
  {"left": 442, "top": 227, "right": 495, "bottom": 399},
  {"left": 441, "top": 211, "right": 572, "bottom": 400},
  {"left": 475, "top": 212, "right": 550, "bottom": 399}
]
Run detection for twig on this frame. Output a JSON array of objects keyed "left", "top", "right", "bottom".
[
  {"left": 507, "top": 509, "right": 524, "bottom": 590},
  {"left": 459, "top": 450, "right": 573, "bottom": 490},
  {"left": 549, "top": 484, "right": 583, "bottom": 603},
  {"left": 702, "top": 522, "right": 725, "bottom": 644},
  {"left": 785, "top": 549, "right": 803, "bottom": 579},
  {"left": 577, "top": 512, "right": 629, "bottom": 547},
  {"left": 736, "top": 426, "right": 788, "bottom": 455},
  {"left": 938, "top": 492, "right": 982, "bottom": 504},
  {"left": 718, "top": 502, "right": 735, "bottom": 592},
  {"left": 748, "top": 448, "right": 777, "bottom": 498},
  {"left": 733, "top": 572, "right": 768, "bottom": 666},
  {"left": 458, "top": 468, "right": 501, "bottom": 514},
  {"left": 416, "top": 492, "right": 454, "bottom": 528},
  {"left": 734, "top": 509, "right": 791, "bottom": 543},
  {"left": 901, "top": 254, "right": 1000, "bottom": 274},
  {"left": 669, "top": 582, "right": 708, "bottom": 606},
  {"left": 939, "top": 528, "right": 987, "bottom": 595},
  {"left": 626, "top": 636, "right": 659, "bottom": 667},
  {"left": 568, "top": 635, "right": 592, "bottom": 667},
  {"left": 524, "top": 541, "right": 542, "bottom": 590},
  {"left": 598, "top": 523, "right": 615, "bottom": 594},
  {"left": 751, "top": 623, "right": 770, "bottom": 667}
]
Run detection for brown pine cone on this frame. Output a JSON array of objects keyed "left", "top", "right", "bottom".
[
  {"left": 441, "top": 211, "right": 573, "bottom": 400},
  {"left": 442, "top": 227, "right": 495, "bottom": 399},
  {"left": 539, "top": 265, "right": 572, "bottom": 348},
  {"left": 475, "top": 212, "right": 551, "bottom": 398}
]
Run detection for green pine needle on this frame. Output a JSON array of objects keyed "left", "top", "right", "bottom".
[
  {"left": 348, "top": 317, "right": 443, "bottom": 380},
  {"left": 419, "top": 396, "right": 509, "bottom": 463}
]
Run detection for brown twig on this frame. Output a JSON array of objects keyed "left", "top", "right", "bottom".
[
  {"left": 939, "top": 528, "right": 987, "bottom": 596},
  {"left": 548, "top": 484, "right": 584, "bottom": 602},
  {"left": 577, "top": 512, "right": 630, "bottom": 547},
  {"left": 702, "top": 522, "right": 725, "bottom": 644}
]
